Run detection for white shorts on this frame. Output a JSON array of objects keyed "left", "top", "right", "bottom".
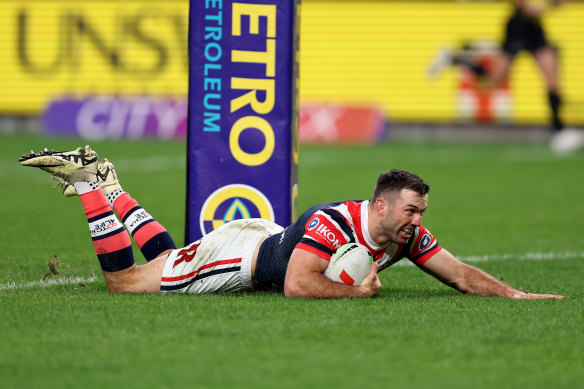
[{"left": 160, "top": 218, "right": 284, "bottom": 294}]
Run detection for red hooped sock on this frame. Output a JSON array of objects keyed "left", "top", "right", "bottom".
[
  {"left": 112, "top": 193, "right": 176, "bottom": 261},
  {"left": 75, "top": 183, "right": 135, "bottom": 271}
]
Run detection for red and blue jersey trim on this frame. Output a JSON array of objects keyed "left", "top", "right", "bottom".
[
  {"left": 296, "top": 200, "right": 442, "bottom": 267},
  {"left": 160, "top": 258, "right": 242, "bottom": 291}
]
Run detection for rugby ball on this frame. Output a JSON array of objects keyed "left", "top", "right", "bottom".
[{"left": 324, "top": 243, "right": 374, "bottom": 286}]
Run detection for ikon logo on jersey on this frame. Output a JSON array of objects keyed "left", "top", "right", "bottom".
[
  {"left": 315, "top": 223, "right": 341, "bottom": 249},
  {"left": 305, "top": 214, "right": 345, "bottom": 250}
]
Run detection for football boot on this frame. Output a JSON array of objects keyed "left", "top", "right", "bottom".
[
  {"left": 19, "top": 146, "right": 98, "bottom": 184},
  {"left": 61, "top": 158, "right": 121, "bottom": 197}
]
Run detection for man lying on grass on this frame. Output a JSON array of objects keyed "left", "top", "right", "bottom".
[{"left": 19, "top": 146, "right": 564, "bottom": 300}]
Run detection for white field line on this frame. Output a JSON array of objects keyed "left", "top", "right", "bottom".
[
  {"left": 391, "top": 250, "right": 584, "bottom": 267},
  {"left": 2, "top": 251, "right": 582, "bottom": 290},
  {"left": 0, "top": 274, "right": 99, "bottom": 291},
  {"left": 458, "top": 251, "right": 584, "bottom": 262}
]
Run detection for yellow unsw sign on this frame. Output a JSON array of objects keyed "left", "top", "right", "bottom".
[
  {"left": 0, "top": 0, "right": 189, "bottom": 114},
  {"left": 2, "top": 1, "right": 583, "bottom": 125}
]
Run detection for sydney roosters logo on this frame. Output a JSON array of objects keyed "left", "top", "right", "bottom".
[
  {"left": 419, "top": 233, "right": 433, "bottom": 251},
  {"left": 308, "top": 217, "right": 319, "bottom": 230}
]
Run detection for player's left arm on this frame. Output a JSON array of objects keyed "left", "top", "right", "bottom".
[
  {"left": 419, "top": 248, "right": 564, "bottom": 299},
  {"left": 284, "top": 247, "right": 381, "bottom": 299}
]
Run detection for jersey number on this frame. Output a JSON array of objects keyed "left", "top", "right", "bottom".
[{"left": 172, "top": 241, "right": 201, "bottom": 268}]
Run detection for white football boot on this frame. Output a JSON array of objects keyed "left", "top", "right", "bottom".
[
  {"left": 19, "top": 146, "right": 98, "bottom": 184},
  {"left": 61, "top": 158, "right": 121, "bottom": 197},
  {"left": 95, "top": 158, "right": 122, "bottom": 196},
  {"left": 550, "top": 128, "right": 584, "bottom": 154}
]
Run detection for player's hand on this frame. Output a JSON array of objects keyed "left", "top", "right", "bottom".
[
  {"left": 512, "top": 291, "right": 565, "bottom": 300},
  {"left": 358, "top": 263, "right": 381, "bottom": 297}
]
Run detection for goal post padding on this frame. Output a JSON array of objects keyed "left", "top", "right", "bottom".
[{"left": 186, "top": 0, "right": 300, "bottom": 243}]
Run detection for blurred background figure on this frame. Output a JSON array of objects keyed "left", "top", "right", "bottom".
[
  {"left": 497, "top": 0, "right": 584, "bottom": 152},
  {"left": 428, "top": 0, "right": 584, "bottom": 153},
  {"left": 428, "top": 39, "right": 512, "bottom": 125}
]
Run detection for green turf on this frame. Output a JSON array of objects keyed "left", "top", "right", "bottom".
[{"left": 1, "top": 134, "right": 582, "bottom": 389}]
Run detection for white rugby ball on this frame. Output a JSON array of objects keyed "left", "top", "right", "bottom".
[{"left": 324, "top": 243, "right": 374, "bottom": 286}]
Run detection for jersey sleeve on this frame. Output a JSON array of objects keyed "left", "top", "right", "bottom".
[
  {"left": 406, "top": 225, "right": 442, "bottom": 265},
  {"left": 295, "top": 209, "right": 353, "bottom": 261}
]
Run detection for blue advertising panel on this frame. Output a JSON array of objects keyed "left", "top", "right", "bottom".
[{"left": 186, "top": 0, "right": 300, "bottom": 243}]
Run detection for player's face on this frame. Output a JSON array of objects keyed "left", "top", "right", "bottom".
[{"left": 382, "top": 189, "right": 428, "bottom": 245}]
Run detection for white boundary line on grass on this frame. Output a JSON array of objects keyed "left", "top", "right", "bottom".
[
  {"left": 458, "top": 251, "right": 584, "bottom": 262},
  {"left": 0, "top": 274, "right": 99, "bottom": 291},
  {"left": 1, "top": 251, "right": 582, "bottom": 291},
  {"left": 391, "top": 250, "right": 584, "bottom": 267}
]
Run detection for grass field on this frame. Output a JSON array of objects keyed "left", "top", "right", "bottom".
[{"left": 1, "top": 134, "right": 583, "bottom": 389}]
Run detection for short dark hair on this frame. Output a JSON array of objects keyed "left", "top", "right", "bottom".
[{"left": 372, "top": 169, "right": 430, "bottom": 201}]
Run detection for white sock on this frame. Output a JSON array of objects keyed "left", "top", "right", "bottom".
[
  {"left": 73, "top": 181, "right": 100, "bottom": 195},
  {"left": 105, "top": 188, "right": 126, "bottom": 208}
]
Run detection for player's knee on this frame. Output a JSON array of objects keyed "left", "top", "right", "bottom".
[
  {"left": 106, "top": 282, "right": 126, "bottom": 293},
  {"left": 102, "top": 266, "right": 137, "bottom": 293},
  {"left": 104, "top": 276, "right": 131, "bottom": 293},
  {"left": 103, "top": 262, "right": 162, "bottom": 294}
]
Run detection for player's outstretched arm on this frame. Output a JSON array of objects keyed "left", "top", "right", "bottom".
[
  {"left": 284, "top": 248, "right": 381, "bottom": 299},
  {"left": 419, "top": 249, "right": 564, "bottom": 299}
]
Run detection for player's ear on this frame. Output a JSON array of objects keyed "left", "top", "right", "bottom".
[{"left": 375, "top": 196, "right": 387, "bottom": 215}]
